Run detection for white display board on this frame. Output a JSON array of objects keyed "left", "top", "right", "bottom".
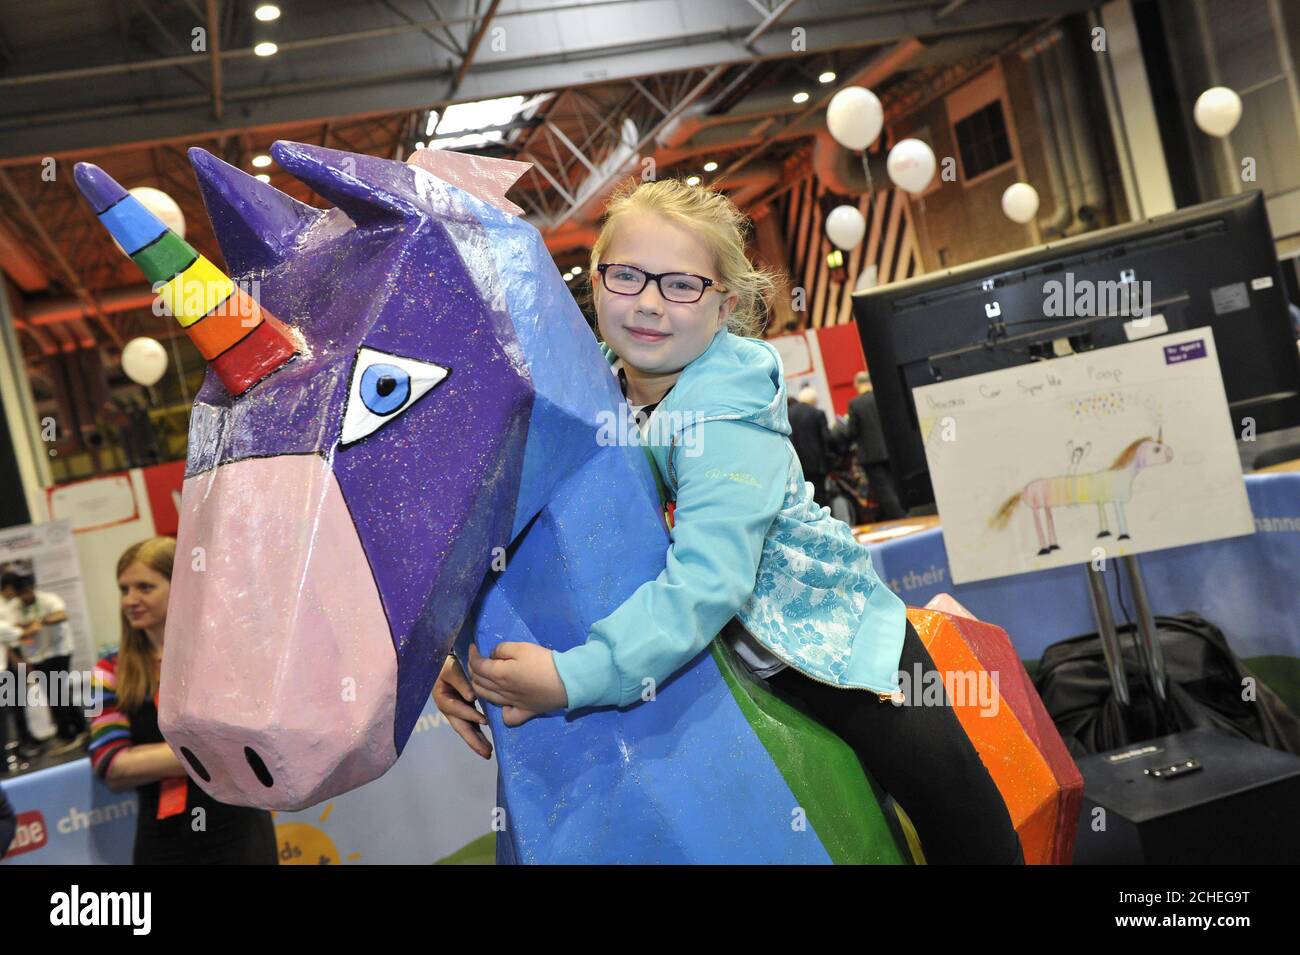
[
  {"left": 0, "top": 519, "right": 97, "bottom": 671},
  {"left": 768, "top": 328, "right": 836, "bottom": 424},
  {"left": 915, "top": 327, "right": 1254, "bottom": 584}
]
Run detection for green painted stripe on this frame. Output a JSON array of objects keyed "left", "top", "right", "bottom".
[
  {"left": 709, "top": 637, "right": 915, "bottom": 864},
  {"left": 434, "top": 831, "right": 496, "bottom": 865},
  {"left": 130, "top": 229, "right": 198, "bottom": 284}
]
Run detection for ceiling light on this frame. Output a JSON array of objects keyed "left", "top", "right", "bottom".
[
  {"left": 251, "top": 154, "right": 272, "bottom": 168},
  {"left": 792, "top": 91, "right": 810, "bottom": 104},
  {"left": 254, "top": 5, "right": 281, "bottom": 22},
  {"left": 571, "top": 265, "right": 583, "bottom": 274},
  {"left": 819, "top": 71, "right": 836, "bottom": 84},
  {"left": 563, "top": 273, "right": 574, "bottom": 282},
  {"left": 255, "top": 174, "right": 271, "bottom": 183},
  {"left": 254, "top": 41, "right": 278, "bottom": 57},
  {"left": 686, "top": 175, "right": 701, "bottom": 186},
  {"left": 703, "top": 160, "right": 718, "bottom": 172}
]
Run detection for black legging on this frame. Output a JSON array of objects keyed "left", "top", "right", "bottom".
[
  {"left": 1, "top": 661, "right": 37, "bottom": 750},
  {"left": 768, "top": 620, "right": 1025, "bottom": 864}
]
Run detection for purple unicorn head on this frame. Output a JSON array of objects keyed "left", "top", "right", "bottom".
[{"left": 134, "top": 142, "right": 550, "bottom": 808}]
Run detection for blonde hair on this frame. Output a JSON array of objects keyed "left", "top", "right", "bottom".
[
  {"left": 588, "top": 178, "right": 781, "bottom": 338},
  {"left": 114, "top": 537, "right": 175, "bottom": 714}
]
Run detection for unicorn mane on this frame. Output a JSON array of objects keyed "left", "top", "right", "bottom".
[{"left": 1110, "top": 436, "right": 1153, "bottom": 469}]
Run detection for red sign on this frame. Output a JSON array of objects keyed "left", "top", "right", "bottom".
[
  {"left": 6, "top": 810, "right": 48, "bottom": 858},
  {"left": 816, "top": 321, "right": 869, "bottom": 417},
  {"left": 141, "top": 460, "right": 186, "bottom": 536}
]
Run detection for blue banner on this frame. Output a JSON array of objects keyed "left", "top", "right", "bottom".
[{"left": 2, "top": 697, "right": 496, "bottom": 865}]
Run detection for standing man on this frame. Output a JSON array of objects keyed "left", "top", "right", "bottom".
[
  {"left": 787, "top": 387, "right": 834, "bottom": 510},
  {"left": 843, "top": 371, "right": 906, "bottom": 520},
  {"left": 1, "top": 572, "right": 41, "bottom": 765},
  {"left": 10, "top": 573, "right": 86, "bottom": 754}
]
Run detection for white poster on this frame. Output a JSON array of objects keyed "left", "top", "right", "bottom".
[
  {"left": 46, "top": 474, "right": 139, "bottom": 533},
  {"left": 0, "top": 519, "right": 97, "bottom": 671},
  {"left": 915, "top": 327, "right": 1254, "bottom": 584},
  {"left": 769, "top": 328, "right": 835, "bottom": 423}
]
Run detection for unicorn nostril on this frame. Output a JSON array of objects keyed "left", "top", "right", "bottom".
[
  {"left": 245, "top": 747, "right": 275, "bottom": 788},
  {"left": 180, "top": 747, "right": 211, "bottom": 783}
]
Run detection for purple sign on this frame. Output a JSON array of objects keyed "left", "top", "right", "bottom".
[{"left": 1164, "top": 338, "right": 1207, "bottom": 364}]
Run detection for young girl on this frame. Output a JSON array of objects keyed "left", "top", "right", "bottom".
[
  {"left": 88, "top": 538, "right": 278, "bottom": 865},
  {"left": 434, "top": 179, "right": 1024, "bottom": 864}
]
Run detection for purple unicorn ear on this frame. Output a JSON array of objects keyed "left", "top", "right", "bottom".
[
  {"left": 189, "top": 147, "right": 324, "bottom": 275},
  {"left": 270, "top": 140, "right": 421, "bottom": 227}
]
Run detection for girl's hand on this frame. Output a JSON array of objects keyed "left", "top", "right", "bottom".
[
  {"left": 433, "top": 654, "right": 492, "bottom": 759},
  {"left": 468, "top": 642, "right": 568, "bottom": 727}
]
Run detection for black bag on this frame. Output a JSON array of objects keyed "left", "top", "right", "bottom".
[{"left": 1034, "top": 612, "right": 1300, "bottom": 758}]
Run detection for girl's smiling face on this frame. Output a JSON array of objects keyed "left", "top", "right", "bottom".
[{"left": 593, "top": 209, "right": 738, "bottom": 380}]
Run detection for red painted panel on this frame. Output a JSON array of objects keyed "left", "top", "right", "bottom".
[{"left": 815, "top": 321, "right": 868, "bottom": 417}]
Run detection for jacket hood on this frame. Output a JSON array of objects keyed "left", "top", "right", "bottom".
[{"left": 599, "top": 329, "right": 791, "bottom": 437}]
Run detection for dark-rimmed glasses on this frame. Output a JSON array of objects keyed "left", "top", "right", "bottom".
[{"left": 596, "top": 263, "right": 726, "bottom": 304}]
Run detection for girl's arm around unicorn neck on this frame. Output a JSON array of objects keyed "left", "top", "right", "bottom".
[{"left": 551, "top": 418, "right": 788, "bottom": 711}]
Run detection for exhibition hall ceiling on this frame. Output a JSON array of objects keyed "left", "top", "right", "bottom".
[{"left": 0, "top": 0, "right": 1099, "bottom": 364}]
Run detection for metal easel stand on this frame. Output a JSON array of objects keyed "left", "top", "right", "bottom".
[{"left": 1083, "top": 554, "right": 1174, "bottom": 734}]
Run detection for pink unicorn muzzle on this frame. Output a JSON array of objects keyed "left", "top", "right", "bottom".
[{"left": 158, "top": 454, "right": 398, "bottom": 810}]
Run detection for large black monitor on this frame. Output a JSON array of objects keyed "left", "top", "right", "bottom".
[{"left": 852, "top": 191, "right": 1300, "bottom": 509}]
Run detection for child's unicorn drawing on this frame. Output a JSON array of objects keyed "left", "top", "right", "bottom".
[
  {"left": 989, "top": 432, "right": 1174, "bottom": 555},
  {"left": 75, "top": 142, "right": 1075, "bottom": 863}
]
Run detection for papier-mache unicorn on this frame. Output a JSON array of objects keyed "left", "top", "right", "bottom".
[
  {"left": 75, "top": 142, "right": 934, "bottom": 863},
  {"left": 78, "top": 143, "right": 1088, "bottom": 863}
]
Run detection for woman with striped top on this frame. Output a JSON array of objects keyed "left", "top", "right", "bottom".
[{"left": 88, "top": 537, "right": 277, "bottom": 865}]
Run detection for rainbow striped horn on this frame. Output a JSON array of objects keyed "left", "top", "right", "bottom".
[{"left": 73, "top": 163, "right": 296, "bottom": 396}]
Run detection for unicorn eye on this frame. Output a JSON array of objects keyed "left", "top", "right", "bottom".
[
  {"left": 340, "top": 346, "right": 449, "bottom": 447},
  {"left": 360, "top": 363, "right": 410, "bottom": 415}
]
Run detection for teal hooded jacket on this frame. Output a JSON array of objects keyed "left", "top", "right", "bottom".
[{"left": 552, "top": 327, "right": 907, "bottom": 710}]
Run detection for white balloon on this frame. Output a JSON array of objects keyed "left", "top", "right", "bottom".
[
  {"left": 825, "top": 204, "right": 867, "bottom": 250},
  {"left": 121, "top": 337, "right": 168, "bottom": 387},
  {"left": 1001, "top": 182, "right": 1040, "bottom": 224},
  {"left": 1194, "top": 86, "right": 1242, "bottom": 138},
  {"left": 854, "top": 265, "right": 879, "bottom": 292},
  {"left": 827, "top": 87, "right": 884, "bottom": 151},
  {"left": 886, "top": 139, "right": 937, "bottom": 194}
]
